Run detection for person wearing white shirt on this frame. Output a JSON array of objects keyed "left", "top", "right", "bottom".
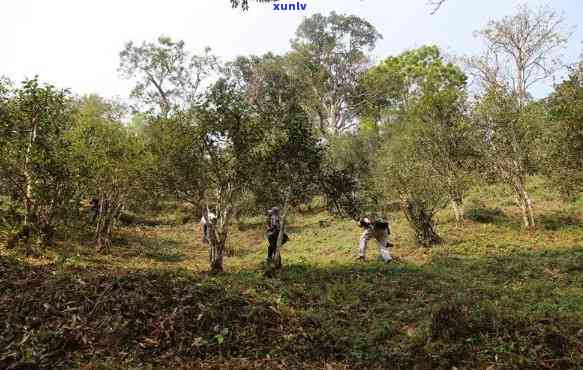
[{"left": 200, "top": 211, "right": 216, "bottom": 244}]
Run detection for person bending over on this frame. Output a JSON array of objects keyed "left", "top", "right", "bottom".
[{"left": 358, "top": 215, "right": 393, "bottom": 263}]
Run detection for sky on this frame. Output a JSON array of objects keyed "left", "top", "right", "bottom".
[{"left": 0, "top": 0, "right": 581, "bottom": 100}]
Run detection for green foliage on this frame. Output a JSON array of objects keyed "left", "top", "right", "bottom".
[
  {"left": 320, "top": 132, "right": 377, "bottom": 219},
  {"left": 473, "top": 88, "right": 544, "bottom": 228},
  {"left": 145, "top": 112, "right": 206, "bottom": 205},
  {"left": 375, "top": 123, "right": 448, "bottom": 246},
  {"left": 0, "top": 78, "right": 78, "bottom": 247},
  {"left": 544, "top": 64, "right": 583, "bottom": 199},
  {"left": 119, "top": 36, "right": 217, "bottom": 115},
  {"left": 288, "top": 12, "right": 382, "bottom": 133},
  {"left": 363, "top": 46, "right": 472, "bottom": 242},
  {"left": 238, "top": 54, "right": 324, "bottom": 210},
  {"left": 68, "top": 95, "right": 150, "bottom": 251}
]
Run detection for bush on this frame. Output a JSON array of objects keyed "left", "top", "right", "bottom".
[{"left": 466, "top": 207, "right": 506, "bottom": 223}]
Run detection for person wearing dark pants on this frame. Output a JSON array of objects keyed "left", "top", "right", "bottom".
[{"left": 266, "top": 207, "right": 288, "bottom": 261}]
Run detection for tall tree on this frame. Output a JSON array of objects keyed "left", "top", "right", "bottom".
[
  {"left": 468, "top": 4, "right": 570, "bottom": 228},
  {"left": 240, "top": 54, "right": 323, "bottom": 269},
  {"left": 195, "top": 76, "right": 260, "bottom": 273},
  {"left": 288, "top": 12, "right": 382, "bottom": 134},
  {"left": 362, "top": 46, "right": 475, "bottom": 225},
  {"left": 473, "top": 88, "right": 544, "bottom": 229},
  {"left": 119, "top": 36, "right": 217, "bottom": 116},
  {"left": 469, "top": 4, "right": 569, "bottom": 105}
]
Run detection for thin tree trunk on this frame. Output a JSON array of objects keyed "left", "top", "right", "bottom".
[
  {"left": 95, "top": 198, "right": 121, "bottom": 254},
  {"left": 209, "top": 240, "right": 224, "bottom": 274},
  {"left": 204, "top": 202, "right": 230, "bottom": 274},
  {"left": 273, "top": 214, "right": 286, "bottom": 270},
  {"left": 515, "top": 193, "right": 530, "bottom": 229},
  {"left": 22, "top": 117, "right": 38, "bottom": 250},
  {"left": 273, "top": 190, "right": 291, "bottom": 270},
  {"left": 23, "top": 140, "right": 36, "bottom": 223},
  {"left": 401, "top": 196, "right": 442, "bottom": 247},
  {"left": 95, "top": 199, "right": 109, "bottom": 253},
  {"left": 512, "top": 176, "right": 535, "bottom": 229},
  {"left": 523, "top": 189, "right": 535, "bottom": 228}
]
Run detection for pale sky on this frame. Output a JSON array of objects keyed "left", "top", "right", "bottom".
[{"left": 1, "top": 0, "right": 581, "bottom": 100}]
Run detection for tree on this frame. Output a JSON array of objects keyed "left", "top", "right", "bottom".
[
  {"left": 68, "top": 95, "right": 150, "bottom": 253},
  {"left": 120, "top": 37, "right": 257, "bottom": 273},
  {"left": 194, "top": 76, "right": 260, "bottom": 273},
  {"left": 360, "top": 46, "right": 474, "bottom": 245},
  {"left": 0, "top": 78, "right": 77, "bottom": 250},
  {"left": 361, "top": 46, "right": 475, "bottom": 225},
  {"left": 473, "top": 88, "right": 544, "bottom": 229},
  {"left": 240, "top": 54, "right": 323, "bottom": 269},
  {"left": 119, "top": 36, "right": 217, "bottom": 116},
  {"left": 288, "top": 12, "right": 382, "bottom": 134},
  {"left": 404, "top": 48, "right": 475, "bottom": 224},
  {"left": 469, "top": 4, "right": 569, "bottom": 105},
  {"left": 374, "top": 120, "right": 448, "bottom": 247},
  {"left": 544, "top": 61, "right": 583, "bottom": 199},
  {"left": 468, "top": 4, "right": 570, "bottom": 228}
]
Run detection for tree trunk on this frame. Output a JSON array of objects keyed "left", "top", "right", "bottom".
[
  {"left": 524, "top": 191, "right": 535, "bottom": 228},
  {"left": 95, "top": 199, "right": 122, "bottom": 254},
  {"left": 515, "top": 193, "right": 529, "bottom": 229},
  {"left": 209, "top": 239, "right": 224, "bottom": 274},
  {"left": 401, "top": 197, "right": 442, "bottom": 247},
  {"left": 22, "top": 117, "right": 38, "bottom": 252},
  {"left": 271, "top": 191, "right": 291, "bottom": 270},
  {"left": 204, "top": 202, "right": 231, "bottom": 274},
  {"left": 512, "top": 177, "right": 535, "bottom": 229},
  {"left": 273, "top": 216, "right": 286, "bottom": 270}
]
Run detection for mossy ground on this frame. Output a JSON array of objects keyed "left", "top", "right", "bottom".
[{"left": 1, "top": 177, "right": 582, "bottom": 369}]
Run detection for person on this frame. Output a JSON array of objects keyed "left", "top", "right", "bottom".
[
  {"left": 200, "top": 210, "right": 216, "bottom": 244},
  {"left": 357, "top": 215, "right": 393, "bottom": 263},
  {"left": 89, "top": 198, "right": 100, "bottom": 224},
  {"left": 266, "top": 207, "right": 288, "bottom": 261}
]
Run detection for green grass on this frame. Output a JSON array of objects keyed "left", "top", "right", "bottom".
[{"left": 1, "top": 177, "right": 583, "bottom": 369}]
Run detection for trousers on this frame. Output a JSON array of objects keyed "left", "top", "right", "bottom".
[
  {"left": 359, "top": 228, "right": 392, "bottom": 262},
  {"left": 267, "top": 229, "right": 288, "bottom": 259}
]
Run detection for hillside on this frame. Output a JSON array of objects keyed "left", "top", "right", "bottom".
[{"left": 1, "top": 178, "right": 582, "bottom": 369}]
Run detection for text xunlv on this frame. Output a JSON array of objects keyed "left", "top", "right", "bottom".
[{"left": 273, "top": 2, "right": 308, "bottom": 11}]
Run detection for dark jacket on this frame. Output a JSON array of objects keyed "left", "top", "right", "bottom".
[{"left": 359, "top": 217, "right": 391, "bottom": 235}]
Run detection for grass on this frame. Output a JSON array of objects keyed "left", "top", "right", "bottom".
[{"left": 1, "top": 177, "right": 583, "bottom": 369}]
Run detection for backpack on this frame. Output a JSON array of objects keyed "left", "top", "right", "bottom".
[{"left": 373, "top": 220, "right": 390, "bottom": 235}]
